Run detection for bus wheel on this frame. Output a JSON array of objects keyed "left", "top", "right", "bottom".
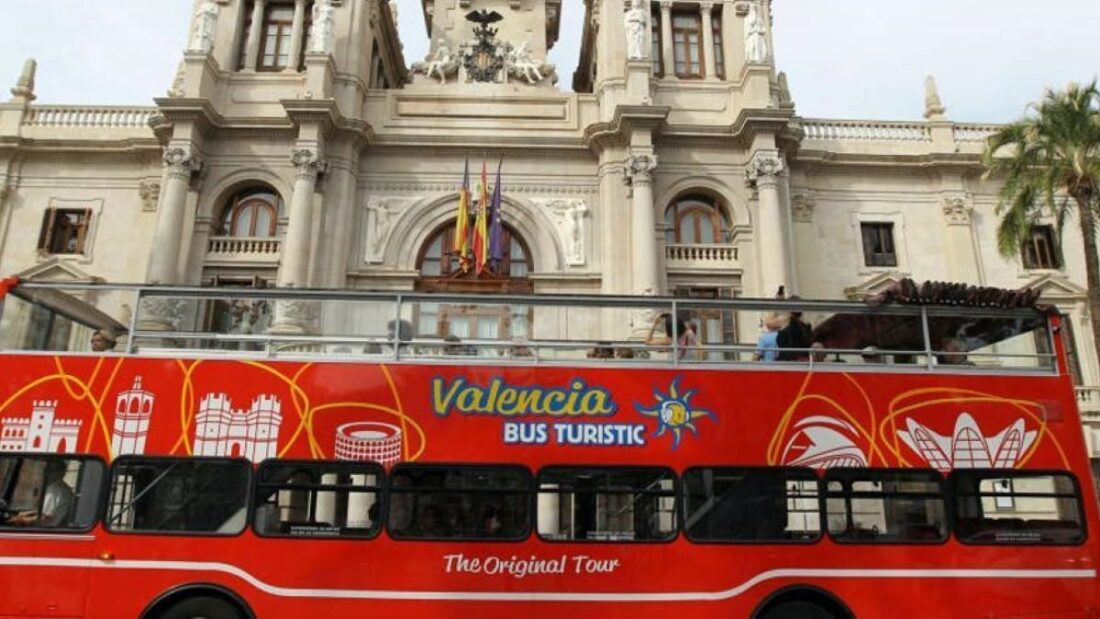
[
  {"left": 759, "top": 600, "right": 840, "bottom": 619},
  {"left": 157, "top": 596, "right": 244, "bottom": 619}
]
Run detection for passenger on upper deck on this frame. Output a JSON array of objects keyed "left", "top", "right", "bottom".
[
  {"left": 776, "top": 299, "right": 813, "bottom": 362},
  {"left": 938, "top": 338, "right": 974, "bottom": 366},
  {"left": 90, "top": 329, "right": 117, "bottom": 352},
  {"left": 645, "top": 313, "right": 697, "bottom": 359},
  {"left": 755, "top": 313, "right": 786, "bottom": 362}
]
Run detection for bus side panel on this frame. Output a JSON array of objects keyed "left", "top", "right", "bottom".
[{"left": 0, "top": 536, "right": 92, "bottom": 618}]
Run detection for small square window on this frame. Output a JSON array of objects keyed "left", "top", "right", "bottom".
[
  {"left": 860, "top": 222, "right": 897, "bottom": 268},
  {"left": 1022, "top": 225, "right": 1060, "bottom": 270},
  {"left": 37, "top": 208, "right": 92, "bottom": 255}
]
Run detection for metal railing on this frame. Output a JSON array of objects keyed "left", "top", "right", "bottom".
[{"left": 0, "top": 281, "right": 1060, "bottom": 374}]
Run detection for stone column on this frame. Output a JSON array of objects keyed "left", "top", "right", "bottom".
[
  {"left": 285, "top": 0, "right": 308, "bottom": 73},
  {"left": 626, "top": 154, "right": 660, "bottom": 296},
  {"left": 700, "top": 2, "right": 716, "bottom": 79},
  {"left": 659, "top": 1, "right": 675, "bottom": 78},
  {"left": 941, "top": 194, "right": 982, "bottom": 283},
  {"left": 747, "top": 154, "right": 789, "bottom": 297},
  {"left": 147, "top": 148, "right": 200, "bottom": 284},
  {"left": 279, "top": 148, "right": 325, "bottom": 288},
  {"left": 243, "top": 0, "right": 266, "bottom": 71}
]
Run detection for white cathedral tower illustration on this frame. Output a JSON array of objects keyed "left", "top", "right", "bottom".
[{"left": 111, "top": 376, "right": 156, "bottom": 457}]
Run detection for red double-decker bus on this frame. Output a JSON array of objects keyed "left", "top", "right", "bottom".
[{"left": 0, "top": 281, "right": 1096, "bottom": 618}]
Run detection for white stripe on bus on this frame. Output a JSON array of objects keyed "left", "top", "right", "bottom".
[{"left": 0, "top": 557, "right": 1093, "bottom": 602}]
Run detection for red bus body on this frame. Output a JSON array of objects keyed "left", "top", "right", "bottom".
[{"left": 0, "top": 343, "right": 1097, "bottom": 618}]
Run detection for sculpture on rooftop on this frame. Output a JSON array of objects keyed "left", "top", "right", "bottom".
[
  {"left": 308, "top": 0, "right": 337, "bottom": 55},
  {"left": 188, "top": 0, "right": 219, "bottom": 54},
  {"left": 624, "top": 0, "right": 649, "bottom": 60},
  {"left": 744, "top": 1, "right": 769, "bottom": 64},
  {"left": 411, "top": 38, "right": 460, "bottom": 84}
]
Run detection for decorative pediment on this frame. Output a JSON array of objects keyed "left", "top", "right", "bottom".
[
  {"left": 14, "top": 257, "right": 102, "bottom": 284},
  {"left": 1021, "top": 273, "right": 1088, "bottom": 302},
  {"left": 843, "top": 271, "right": 907, "bottom": 301}
]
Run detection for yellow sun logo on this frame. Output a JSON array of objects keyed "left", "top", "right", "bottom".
[{"left": 635, "top": 378, "right": 715, "bottom": 449}]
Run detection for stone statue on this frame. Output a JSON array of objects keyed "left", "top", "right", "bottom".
[
  {"left": 366, "top": 197, "right": 395, "bottom": 256},
  {"left": 308, "top": 0, "right": 337, "bottom": 55},
  {"left": 924, "top": 75, "right": 947, "bottom": 119},
  {"left": 188, "top": 0, "right": 219, "bottom": 54},
  {"left": 537, "top": 198, "right": 590, "bottom": 266},
  {"left": 506, "top": 42, "right": 555, "bottom": 85},
  {"left": 567, "top": 200, "right": 589, "bottom": 265},
  {"left": 624, "top": 0, "right": 649, "bottom": 60},
  {"left": 744, "top": 1, "right": 769, "bottom": 64},
  {"left": 412, "top": 39, "right": 460, "bottom": 84}
]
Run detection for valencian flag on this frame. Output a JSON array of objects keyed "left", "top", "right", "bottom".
[
  {"left": 488, "top": 160, "right": 504, "bottom": 269},
  {"left": 453, "top": 159, "right": 472, "bottom": 272},
  {"left": 473, "top": 162, "right": 491, "bottom": 274}
]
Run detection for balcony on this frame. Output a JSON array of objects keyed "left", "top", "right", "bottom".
[
  {"left": 205, "top": 237, "right": 281, "bottom": 267},
  {"left": 1077, "top": 386, "right": 1100, "bottom": 414},
  {"left": 665, "top": 244, "right": 741, "bottom": 272}
]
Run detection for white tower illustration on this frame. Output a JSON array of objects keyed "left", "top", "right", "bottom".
[
  {"left": 112, "top": 376, "right": 156, "bottom": 457},
  {"left": 193, "top": 393, "right": 282, "bottom": 461},
  {"left": 0, "top": 401, "right": 82, "bottom": 453}
]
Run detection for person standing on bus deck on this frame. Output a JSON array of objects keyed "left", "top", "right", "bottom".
[
  {"left": 6, "top": 461, "right": 75, "bottom": 527},
  {"left": 776, "top": 299, "right": 813, "bottom": 362},
  {"left": 646, "top": 313, "right": 697, "bottom": 359},
  {"left": 90, "top": 329, "right": 117, "bottom": 352},
  {"left": 755, "top": 313, "right": 786, "bottom": 361}
]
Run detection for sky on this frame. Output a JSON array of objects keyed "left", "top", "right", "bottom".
[{"left": 0, "top": 0, "right": 1097, "bottom": 123}]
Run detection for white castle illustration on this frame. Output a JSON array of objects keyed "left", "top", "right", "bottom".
[
  {"left": 0, "top": 401, "right": 83, "bottom": 453},
  {"left": 112, "top": 376, "right": 156, "bottom": 457},
  {"left": 898, "top": 412, "right": 1037, "bottom": 471},
  {"left": 781, "top": 415, "right": 869, "bottom": 469},
  {"left": 334, "top": 421, "right": 403, "bottom": 467},
  {"left": 193, "top": 392, "right": 282, "bottom": 462}
]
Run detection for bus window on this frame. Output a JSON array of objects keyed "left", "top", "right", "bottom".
[
  {"left": 537, "top": 466, "right": 676, "bottom": 542},
  {"left": 253, "top": 461, "right": 383, "bottom": 538},
  {"left": 825, "top": 469, "right": 947, "bottom": 543},
  {"left": 105, "top": 457, "right": 251, "bottom": 535},
  {"left": 951, "top": 471, "right": 1084, "bottom": 545},
  {"left": 682, "top": 467, "right": 820, "bottom": 542},
  {"left": 387, "top": 465, "right": 531, "bottom": 541},
  {"left": 0, "top": 456, "right": 104, "bottom": 531}
]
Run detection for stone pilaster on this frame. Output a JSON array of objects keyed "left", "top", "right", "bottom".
[
  {"left": 625, "top": 153, "right": 660, "bottom": 297},
  {"left": 747, "top": 153, "right": 790, "bottom": 297},
  {"left": 278, "top": 148, "right": 325, "bottom": 289},
  {"left": 286, "top": 0, "right": 308, "bottom": 73},
  {"left": 659, "top": 1, "right": 674, "bottom": 78},
  {"left": 700, "top": 2, "right": 716, "bottom": 79},
  {"left": 243, "top": 0, "right": 266, "bottom": 71},
  {"left": 147, "top": 147, "right": 201, "bottom": 285},
  {"left": 941, "top": 193, "right": 982, "bottom": 283}
]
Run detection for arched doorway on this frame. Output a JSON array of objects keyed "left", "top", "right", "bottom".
[{"left": 414, "top": 221, "right": 534, "bottom": 350}]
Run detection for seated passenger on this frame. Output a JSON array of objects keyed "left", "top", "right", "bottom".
[
  {"left": 861, "top": 346, "right": 884, "bottom": 364},
  {"left": 756, "top": 313, "right": 786, "bottom": 362},
  {"left": 776, "top": 302, "right": 812, "bottom": 362},
  {"left": 90, "top": 329, "right": 117, "bottom": 352},
  {"left": 5, "top": 461, "right": 75, "bottom": 527},
  {"left": 938, "top": 338, "right": 974, "bottom": 366},
  {"left": 646, "top": 313, "right": 697, "bottom": 359},
  {"left": 443, "top": 335, "right": 475, "bottom": 356},
  {"left": 587, "top": 342, "right": 614, "bottom": 359},
  {"left": 810, "top": 342, "right": 828, "bottom": 363},
  {"left": 412, "top": 504, "right": 449, "bottom": 538}
]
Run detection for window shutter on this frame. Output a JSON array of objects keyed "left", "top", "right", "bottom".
[
  {"left": 860, "top": 224, "right": 875, "bottom": 266},
  {"left": 76, "top": 208, "right": 92, "bottom": 254},
  {"left": 37, "top": 208, "right": 57, "bottom": 251}
]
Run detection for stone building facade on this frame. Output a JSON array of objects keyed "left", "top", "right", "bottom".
[{"left": 0, "top": 0, "right": 1097, "bottom": 452}]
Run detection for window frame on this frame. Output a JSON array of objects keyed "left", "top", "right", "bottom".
[
  {"left": 258, "top": 3, "right": 298, "bottom": 72},
  {"left": 37, "top": 208, "right": 93, "bottom": 256},
  {"left": 0, "top": 454, "right": 107, "bottom": 535},
  {"left": 666, "top": 197, "right": 728, "bottom": 245},
  {"left": 385, "top": 462, "right": 534, "bottom": 543},
  {"left": 535, "top": 464, "right": 679, "bottom": 544},
  {"left": 104, "top": 456, "right": 253, "bottom": 538},
  {"left": 1021, "top": 224, "right": 1061, "bottom": 270},
  {"left": 670, "top": 10, "right": 704, "bottom": 79},
  {"left": 651, "top": 9, "right": 664, "bottom": 77},
  {"left": 252, "top": 459, "right": 385, "bottom": 541},
  {"left": 824, "top": 467, "right": 949, "bottom": 545},
  {"left": 711, "top": 10, "right": 724, "bottom": 79},
  {"left": 860, "top": 222, "right": 898, "bottom": 268},
  {"left": 949, "top": 469, "right": 1087, "bottom": 546},
  {"left": 681, "top": 466, "right": 822, "bottom": 545}
]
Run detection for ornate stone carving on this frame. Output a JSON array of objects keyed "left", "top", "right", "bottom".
[
  {"left": 10, "top": 58, "right": 36, "bottom": 100},
  {"left": 942, "top": 195, "right": 974, "bottom": 225},
  {"left": 308, "top": 0, "right": 337, "bottom": 55},
  {"left": 534, "top": 198, "right": 590, "bottom": 266},
  {"left": 364, "top": 197, "right": 414, "bottom": 263},
  {"left": 624, "top": 0, "right": 649, "bottom": 60},
  {"left": 139, "top": 179, "right": 161, "bottom": 212},
  {"left": 745, "top": 154, "right": 785, "bottom": 187},
  {"left": 791, "top": 191, "right": 816, "bottom": 223},
  {"left": 463, "top": 10, "right": 507, "bottom": 83},
  {"left": 137, "top": 296, "right": 186, "bottom": 332},
  {"left": 924, "top": 75, "right": 947, "bottom": 120},
  {"left": 411, "top": 39, "right": 460, "bottom": 84},
  {"left": 504, "top": 43, "right": 557, "bottom": 85},
  {"left": 291, "top": 149, "right": 326, "bottom": 179},
  {"left": 166, "top": 61, "right": 186, "bottom": 98},
  {"left": 271, "top": 299, "right": 318, "bottom": 334},
  {"left": 163, "top": 148, "right": 202, "bottom": 180},
  {"left": 188, "top": 1, "right": 219, "bottom": 54},
  {"left": 743, "top": 1, "right": 769, "bottom": 64},
  {"left": 624, "top": 154, "right": 658, "bottom": 185}
]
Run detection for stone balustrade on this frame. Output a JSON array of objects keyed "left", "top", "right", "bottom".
[
  {"left": 802, "top": 119, "right": 932, "bottom": 142},
  {"left": 665, "top": 244, "right": 740, "bottom": 270},
  {"left": 23, "top": 105, "right": 157, "bottom": 128},
  {"left": 954, "top": 123, "right": 1001, "bottom": 143},
  {"left": 1077, "top": 386, "right": 1100, "bottom": 413},
  {"left": 206, "top": 237, "right": 282, "bottom": 264}
]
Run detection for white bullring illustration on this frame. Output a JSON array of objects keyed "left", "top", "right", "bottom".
[
  {"left": 0, "top": 401, "right": 83, "bottom": 453},
  {"left": 193, "top": 392, "right": 282, "bottom": 462},
  {"left": 334, "top": 421, "right": 403, "bottom": 466}
]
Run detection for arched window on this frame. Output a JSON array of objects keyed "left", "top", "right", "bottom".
[
  {"left": 220, "top": 189, "right": 281, "bottom": 238},
  {"left": 665, "top": 195, "right": 729, "bottom": 244},
  {"left": 417, "top": 222, "right": 532, "bottom": 286}
]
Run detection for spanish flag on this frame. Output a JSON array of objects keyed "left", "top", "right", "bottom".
[
  {"left": 454, "top": 160, "right": 471, "bottom": 272},
  {"left": 473, "top": 161, "right": 490, "bottom": 274}
]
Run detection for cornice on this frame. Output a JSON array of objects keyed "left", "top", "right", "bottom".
[
  {"left": 794, "top": 149, "right": 984, "bottom": 170},
  {"left": 584, "top": 105, "right": 672, "bottom": 152}
]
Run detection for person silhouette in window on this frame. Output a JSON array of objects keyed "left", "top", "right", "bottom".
[{"left": 6, "top": 460, "right": 75, "bottom": 527}]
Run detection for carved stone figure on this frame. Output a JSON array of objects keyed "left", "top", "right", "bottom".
[
  {"left": 537, "top": 198, "right": 590, "bottom": 266},
  {"left": 139, "top": 180, "right": 161, "bottom": 212},
  {"left": 188, "top": 1, "right": 219, "bottom": 54},
  {"left": 308, "top": 0, "right": 337, "bottom": 55},
  {"left": 412, "top": 39, "right": 460, "bottom": 84},
  {"left": 506, "top": 42, "right": 556, "bottom": 85},
  {"left": 366, "top": 197, "right": 395, "bottom": 256},
  {"left": 624, "top": 0, "right": 650, "bottom": 60},
  {"left": 744, "top": 1, "right": 769, "bottom": 64}
]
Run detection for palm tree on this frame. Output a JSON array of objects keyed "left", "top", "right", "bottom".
[{"left": 983, "top": 81, "right": 1100, "bottom": 368}]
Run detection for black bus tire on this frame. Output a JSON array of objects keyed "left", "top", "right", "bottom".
[
  {"left": 157, "top": 596, "right": 244, "bottom": 619},
  {"left": 759, "top": 600, "right": 841, "bottom": 619}
]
